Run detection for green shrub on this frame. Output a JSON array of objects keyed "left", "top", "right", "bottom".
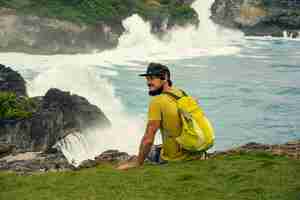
[
  {"left": 169, "top": 5, "right": 198, "bottom": 26},
  {"left": 0, "top": 92, "right": 34, "bottom": 120}
]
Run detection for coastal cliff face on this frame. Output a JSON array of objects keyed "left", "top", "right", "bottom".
[
  {"left": 0, "top": 8, "right": 122, "bottom": 54},
  {"left": 211, "top": 0, "right": 300, "bottom": 37},
  {"left": 0, "top": 0, "right": 198, "bottom": 54}
]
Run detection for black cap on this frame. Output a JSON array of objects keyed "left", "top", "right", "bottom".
[{"left": 139, "top": 63, "right": 170, "bottom": 78}]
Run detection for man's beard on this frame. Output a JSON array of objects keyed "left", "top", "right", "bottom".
[{"left": 148, "top": 85, "right": 164, "bottom": 96}]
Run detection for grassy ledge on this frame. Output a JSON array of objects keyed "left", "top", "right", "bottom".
[{"left": 0, "top": 152, "right": 299, "bottom": 200}]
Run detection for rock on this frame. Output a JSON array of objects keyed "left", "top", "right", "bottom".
[
  {"left": 0, "top": 66, "right": 111, "bottom": 152},
  {"left": 0, "top": 151, "right": 74, "bottom": 173},
  {"left": 77, "top": 159, "right": 98, "bottom": 169},
  {"left": 0, "top": 143, "right": 15, "bottom": 158},
  {"left": 95, "top": 150, "right": 131, "bottom": 163},
  {"left": 43, "top": 88, "right": 111, "bottom": 131},
  {"left": 210, "top": 140, "right": 300, "bottom": 160},
  {"left": 0, "top": 64, "right": 27, "bottom": 96},
  {"left": 211, "top": 0, "right": 300, "bottom": 37}
]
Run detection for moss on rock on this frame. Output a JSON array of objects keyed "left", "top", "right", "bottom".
[{"left": 0, "top": 92, "right": 35, "bottom": 120}]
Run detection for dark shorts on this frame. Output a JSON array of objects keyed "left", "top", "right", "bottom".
[
  {"left": 147, "top": 145, "right": 208, "bottom": 164},
  {"left": 147, "top": 145, "right": 167, "bottom": 164}
]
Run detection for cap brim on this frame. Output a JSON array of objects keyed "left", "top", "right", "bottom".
[
  {"left": 139, "top": 73, "right": 160, "bottom": 77},
  {"left": 139, "top": 73, "right": 149, "bottom": 76}
]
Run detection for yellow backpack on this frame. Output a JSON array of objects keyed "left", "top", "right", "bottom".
[{"left": 163, "top": 90, "right": 215, "bottom": 152}]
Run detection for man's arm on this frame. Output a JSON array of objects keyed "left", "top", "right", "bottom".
[
  {"left": 137, "top": 120, "right": 160, "bottom": 166},
  {"left": 116, "top": 120, "right": 160, "bottom": 170}
]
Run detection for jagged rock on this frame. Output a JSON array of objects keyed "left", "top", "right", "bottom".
[
  {"left": 0, "top": 66, "right": 111, "bottom": 152},
  {"left": 211, "top": 0, "right": 300, "bottom": 37},
  {"left": 0, "top": 64, "right": 27, "bottom": 96},
  {"left": 43, "top": 88, "right": 111, "bottom": 131}
]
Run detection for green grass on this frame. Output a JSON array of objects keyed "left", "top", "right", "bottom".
[{"left": 1, "top": 152, "right": 300, "bottom": 200}]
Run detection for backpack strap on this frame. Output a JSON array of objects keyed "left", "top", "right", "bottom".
[
  {"left": 180, "top": 89, "right": 188, "bottom": 97},
  {"left": 162, "top": 91, "right": 181, "bottom": 100},
  {"left": 162, "top": 89, "right": 187, "bottom": 101}
]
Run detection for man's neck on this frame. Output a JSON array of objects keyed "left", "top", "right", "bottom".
[{"left": 162, "top": 84, "right": 172, "bottom": 92}]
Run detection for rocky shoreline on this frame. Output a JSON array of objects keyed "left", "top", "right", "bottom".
[{"left": 0, "top": 139, "right": 299, "bottom": 175}]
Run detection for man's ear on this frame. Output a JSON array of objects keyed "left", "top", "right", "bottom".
[{"left": 160, "top": 74, "right": 168, "bottom": 81}]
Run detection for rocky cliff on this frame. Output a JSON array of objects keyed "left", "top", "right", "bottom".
[
  {"left": 0, "top": 8, "right": 122, "bottom": 54},
  {"left": 211, "top": 0, "right": 300, "bottom": 37},
  {"left": 0, "top": 0, "right": 198, "bottom": 54}
]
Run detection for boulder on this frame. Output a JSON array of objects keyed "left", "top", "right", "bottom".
[
  {"left": 211, "top": 0, "right": 300, "bottom": 37},
  {"left": 77, "top": 159, "right": 98, "bottom": 169},
  {"left": 43, "top": 88, "right": 111, "bottom": 131},
  {"left": 95, "top": 150, "right": 131, "bottom": 163}
]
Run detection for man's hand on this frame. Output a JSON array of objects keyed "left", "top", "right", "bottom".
[{"left": 116, "top": 157, "right": 139, "bottom": 170}]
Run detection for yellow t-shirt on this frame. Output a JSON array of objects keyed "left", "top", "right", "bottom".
[{"left": 148, "top": 87, "right": 189, "bottom": 161}]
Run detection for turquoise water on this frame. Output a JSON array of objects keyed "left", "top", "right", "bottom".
[{"left": 100, "top": 38, "right": 300, "bottom": 151}]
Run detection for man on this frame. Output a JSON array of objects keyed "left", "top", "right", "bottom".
[{"left": 117, "top": 63, "right": 193, "bottom": 170}]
